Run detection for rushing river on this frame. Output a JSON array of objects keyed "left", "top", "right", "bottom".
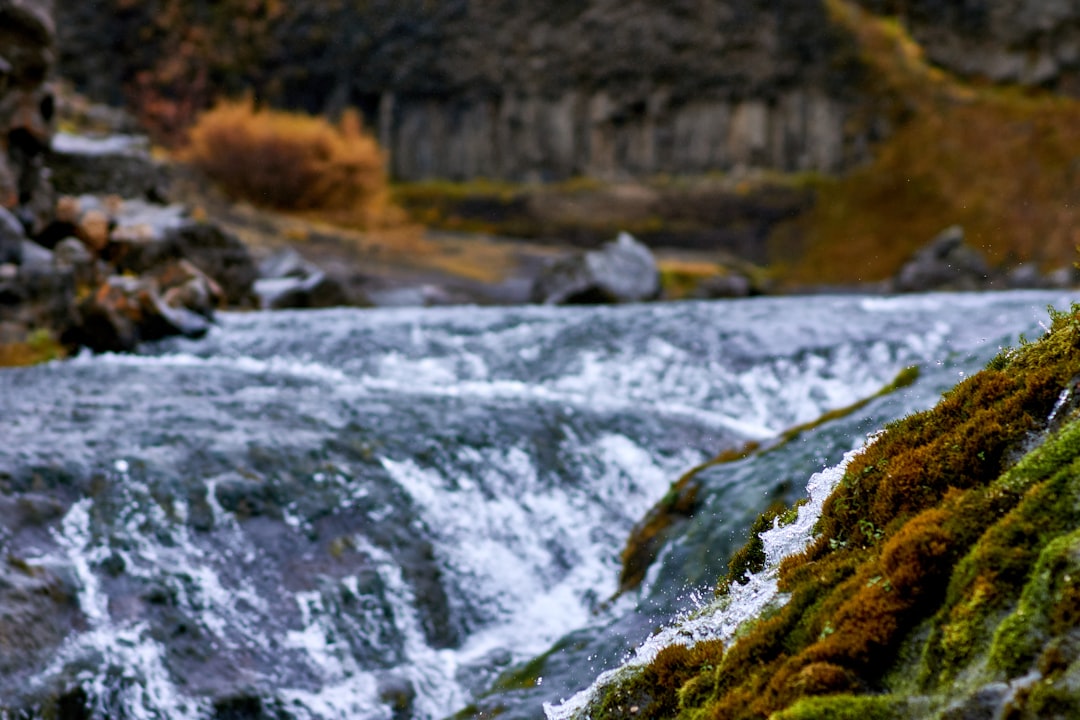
[{"left": 0, "top": 291, "right": 1075, "bottom": 719}]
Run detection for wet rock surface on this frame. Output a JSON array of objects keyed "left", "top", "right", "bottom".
[
  {"left": 531, "top": 232, "right": 660, "bottom": 305},
  {"left": 0, "top": 559, "right": 83, "bottom": 703},
  {"left": 254, "top": 248, "right": 349, "bottom": 310}
]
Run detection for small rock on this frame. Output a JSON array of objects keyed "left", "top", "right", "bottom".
[
  {"left": 253, "top": 271, "right": 348, "bottom": 310},
  {"left": 892, "top": 225, "right": 992, "bottom": 293},
  {"left": 72, "top": 274, "right": 211, "bottom": 353},
  {"left": 155, "top": 258, "right": 224, "bottom": 318},
  {"left": 76, "top": 208, "right": 110, "bottom": 253},
  {"left": 1006, "top": 263, "right": 1044, "bottom": 289},
  {"left": 258, "top": 248, "right": 311, "bottom": 279},
  {"left": 1046, "top": 265, "right": 1078, "bottom": 289},
  {"left": 53, "top": 236, "right": 99, "bottom": 288},
  {"left": 254, "top": 248, "right": 348, "bottom": 309},
  {"left": 18, "top": 240, "right": 53, "bottom": 277},
  {"left": 0, "top": 206, "right": 26, "bottom": 265},
  {"left": 532, "top": 231, "right": 660, "bottom": 304}
]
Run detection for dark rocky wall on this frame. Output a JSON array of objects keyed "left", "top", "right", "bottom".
[
  {"left": 856, "top": 0, "right": 1080, "bottom": 92},
  {"left": 54, "top": 0, "right": 882, "bottom": 182},
  {"left": 0, "top": 0, "right": 55, "bottom": 232}
]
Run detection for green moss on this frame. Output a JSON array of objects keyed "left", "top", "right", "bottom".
[
  {"left": 586, "top": 304, "right": 1080, "bottom": 720},
  {"left": 591, "top": 641, "right": 726, "bottom": 720},
  {"left": 772, "top": 693, "right": 911, "bottom": 720},
  {"left": 988, "top": 528, "right": 1080, "bottom": 676},
  {"left": 620, "top": 364, "right": 921, "bottom": 598}
]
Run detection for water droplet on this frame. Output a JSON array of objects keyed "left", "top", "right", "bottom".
[{"left": 114, "top": 459, "right": 129, "bottom": 473}]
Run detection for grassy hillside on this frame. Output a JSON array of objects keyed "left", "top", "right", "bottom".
[{"left": 772, "top": 0, "right": 1080, "bottom": 286}]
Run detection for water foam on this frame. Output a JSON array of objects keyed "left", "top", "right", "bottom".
[{"left": 544, "top": 444, "right": 864, "bottom": 720}]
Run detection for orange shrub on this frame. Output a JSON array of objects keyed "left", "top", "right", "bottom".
[{"left": 183, "top": 99, "right": 394, "bottom": 227}]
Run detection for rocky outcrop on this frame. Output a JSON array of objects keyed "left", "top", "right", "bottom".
[
  {"left": 54, "top": 0, "right": 877, "bottom": 182},
  {"left": 531, "top": 231, "right": 660, "bottom": 304},
  {"left": 888, "top": 225, "right": 1078, "bottom": 294},
  {"left": 68, "top": 263, "right": 217, "bottom": 353},
  {"left": 0, "top": 0, "right": 57, "bottom": 233},
  {"left": 0, "top": 0, "right": 237, "bottom": 354},
  {"left": 95, "top": 198, "right": 257, "bottom": 306},
  {"left": 48, "top": 131, "right": 170, "bottom": 201},
  {"left": 856, "top": 0, "right": 1080, "bottom": 92}
]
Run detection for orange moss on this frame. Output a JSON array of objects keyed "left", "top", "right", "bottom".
[{"left": 601, "top": 307, "right": 1080, "bottom": 720}]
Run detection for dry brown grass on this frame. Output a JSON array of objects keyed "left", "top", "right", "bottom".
[{"left": 183, "top": 98, "right": 401, "bottom": 229}]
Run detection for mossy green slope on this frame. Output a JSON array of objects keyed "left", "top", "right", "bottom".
[{"left": 586, "top": 305, "right": 1080, "bottom": 719}]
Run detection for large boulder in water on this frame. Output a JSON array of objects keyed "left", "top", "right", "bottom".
[{"left": 531, "top": 231, "right": 660, "bottom": 304}]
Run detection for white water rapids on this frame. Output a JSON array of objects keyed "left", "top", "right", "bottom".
[{"left": 0, "top": 292, "right": 1074, "bottom": 719}]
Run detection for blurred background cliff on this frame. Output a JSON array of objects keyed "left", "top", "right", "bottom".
[{"left": 5, "top": 0, "right": 1080, "bottom": 365}]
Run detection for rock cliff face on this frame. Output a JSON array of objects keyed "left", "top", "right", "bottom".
[
  {"left": 0, "top": 0, "right": 55, "bottom": 232},
  {"left": 857, "top": 0, "right": 1080, "bottom": 92},
  {"left": 53, "top": 0, "right": 1080, "bottom": 182},
  {"left": 54, "top": 0, "right": 876, "bottom": 182}
]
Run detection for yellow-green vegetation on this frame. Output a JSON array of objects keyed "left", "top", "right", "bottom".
[
  {"left": 774, "top": 0, "right": 1080, "bottom": 286},
  {"left": 392, "top": 175, "right": 811, "bottom": 256},
  {"left": 0, "top": 329, "right": 66, "bottom": 367},
  {"left": 589, "top": 305, "right": 1080, "bottom": 719},
  {"left": 618, "top": 365, "right": 919, "bottom": 596}
]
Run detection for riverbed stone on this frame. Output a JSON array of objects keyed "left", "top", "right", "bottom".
[
  {"left": 253, "top": 248, "right": 348, "bottom": 309},
  {"left": 71, "top": 272, "right": 212, "bottom": 352},
  {"left": 48, "top": 131, "right": 170, "bottom": 201},
  {"left": 531, "top": 231, "right": 660, "bottom": 304},
  {"left": 892, "top": 225, "right": 992, "bottom": 293}
]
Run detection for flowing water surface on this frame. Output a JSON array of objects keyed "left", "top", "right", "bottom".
[{"left": 0, "top": 292, "right": 1074, "bottom": 719}]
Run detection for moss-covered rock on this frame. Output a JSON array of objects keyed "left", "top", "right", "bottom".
[{"left": 574, "top": 305, "right": 1080, "bottom": 720}]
